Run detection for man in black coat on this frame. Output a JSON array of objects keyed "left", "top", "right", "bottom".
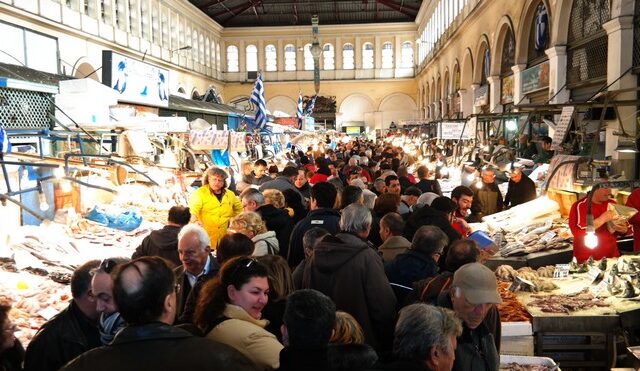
[
  {"left": 131, "top": 206, "right": 190, "bottom": 267},
  {"left": 24, "top": 260, "right": 102, "bottom": 371},
  {"left": 404, "top": 203, "right": 461, "bottom": 244},
  {"left": 174, "top": 225, "right": 220, "bottom": 323},
  {"left": 62, "top": 257, "right": 257, "bottom": 371},
  {"left": 504, "top": 168, "right": 536, "bottom": 208},
  {"left": 288, "top": 182, "right": 340, "bottom": 268}
]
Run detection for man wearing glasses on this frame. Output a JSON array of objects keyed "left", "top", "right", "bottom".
[{"left": 25, "top": 260, "right": 102, "bottom": 371}]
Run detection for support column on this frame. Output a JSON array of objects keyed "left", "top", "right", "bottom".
[
  {"left": 544, "top": 46, "right": 570, "bottom": 104},
  {"left": 458, "top": 88, "right": 472, "bottom": 118},
  {"left": 603, "top": 14, "right": 636, "bottom": 177},
  {"left": 470, "top": 83, "right": 481, "bottom": 114},
  {"left": 511, "top": 64, "right": 526, "bottom": 105},
  {"left": 486, "top": 75, "right": 502, "bottom": 113}
]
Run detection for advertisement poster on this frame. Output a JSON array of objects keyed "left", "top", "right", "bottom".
[
  {"left": 521, "top": 61, "right": 549, "bottom": 95},
  {"left": 501, "top": 75, "right": 514, "bottom": 104},
  {"left": 474, "top": 85, "right": 488, "bottom": 106},
  {"left": 102, "top": 50, "right": 169, "bottom": 108}
]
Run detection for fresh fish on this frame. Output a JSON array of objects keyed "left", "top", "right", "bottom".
[
  {"left": 598, "top": 258, "right": 607, "bottom": 271},
  {"left": 621, "top": 279, "right": 638, "bottom": 298}
]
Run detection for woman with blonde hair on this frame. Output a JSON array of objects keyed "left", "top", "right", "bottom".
[
  {"left": 330, "top": 310, "right": 365, "bottom": 344},
  {"left": 189, "top": 166, "right": 243, "bottom": 249},
  {"left": 229, "top": 212, "right": 279, "bottom": 256},
  {"left": 262, "top": 189, "right": 286, "bottom": 209},
  {"left": 256, "top": 255, "right": 294, "bottom": 342}
]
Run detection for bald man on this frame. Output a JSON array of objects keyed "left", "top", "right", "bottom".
[{"left": 62, "top": 257, "right": 257, "bottom": 371}]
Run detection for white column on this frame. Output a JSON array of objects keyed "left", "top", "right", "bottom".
[
  {"left": 511, "top": 64, "right": 526, "bottom": 105},
  {"left": 544, "top": 46, "right": 570, "bottom": 104},
  {"left": 470, "top": 83, "right": 481, "bottom": 114},
  {"left": 603, "top": 14, "right": 636, "bottom": 177},
  {"left": 486, "top": 75, "right": 502, "bottom": 113},
  {"left": 458, "top": 88, "right": 472, "bottom": 118}
]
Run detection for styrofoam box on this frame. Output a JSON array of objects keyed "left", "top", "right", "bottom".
[
  {"left": 502, "top": 321, "right": 533, "bottom": 337},
  {"left": 500, "top": 355, "right": 558, "bottom": 368},
  {"left": 501, "top": 335, "right": 534, "bottom": 356}
]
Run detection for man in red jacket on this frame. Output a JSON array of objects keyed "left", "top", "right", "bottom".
[{"left": 569, "top": 185, "right": 627, "bottom": 263}]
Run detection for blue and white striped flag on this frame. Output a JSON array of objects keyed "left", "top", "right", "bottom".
[
  {"left": 250, "top": 72, "right": 267, "bottom": 130},
  {"left": 296, "top": 91, "right": 304, "bottom": 127},
  {"left": 305, "top": 95, "right": 317, "bottom": 115},
  {"left": 0, "top": 124, "right": 11, "bottom": 154}
]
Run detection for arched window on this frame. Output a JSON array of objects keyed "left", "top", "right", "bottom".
[
  {"left": 362, "top": 43, "right": 374, "bottom": 69},
  {"left": 246, "top": 44, "right": 257, "bottom": 72},
  {"left": 342, "top": 43, "right": 354, "bottom": 69},
  {"left": 381, "top": 42, "right": 393, "bottom": 69},
  {"left": 400, "top": 41, "right": 414, "bottom": 68},
  {"left": 216, "top": 43, "right": 221, "bottom": 70},
  {"left": 323, "top": 44, "right": 334, "bottom": 70},
  {"left": 527, "top": 2, "right": 550, "bottom": 67},
  {"left": 265, "top": 44, "right": 277, "bottom": 72},
  {"left": 227, "top": 45, "right": 239, "bottom": 72},
  {"left": 481, "top": 46, "right": 490, "bottom": 85},
  {"left": 284, "top": 44, "right": 296, "bottom": 71},
  {"left": 303, "top": 43, "right": 314, "bottom": 70},
  {"left": 501, "top": 28, "right": 515, "bottom": 76}
]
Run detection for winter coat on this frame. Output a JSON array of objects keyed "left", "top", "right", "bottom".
[
  {"left": 384, "top": 250, "right": 439, "bottom": 288},
  {"left": 302, "top": 233, "right": 396, "bottom": 352},
  {"left": 277, "top": 344, "right": 377, "bottom": 371},
  {"left": 404, "top": 205, "right": 461, "bottom": 244},
  {"left": 260, "top": 177, "right": 304, "bottom": 201},
  {"left": 253, "top": 231, "right": 280, "bottom": 256},
  {"left": 504, "top": 175, "right": 536, "bottom": 208},
  {"left": 366, "top": 360, "right": 433, "bottom": 371},
  {"left": 174, "top": 255, "right": 220, "bottom": 323},
  {"left": 61, "top": 322, "right": 258, "bottom": 371},
  {"left": 189, "top": 187, "right": 243, "bottom": 249},
  {"left": 436, "top": 293, "right": 501, "bottom": 371},
  {"left": 288, "top": 208, "right": 341, "bottom": 267},
  {"left": 256, "top": 204, "right": 293, "bottom": 259},
  {"left": 470, "top": 182, "right": 503, "bottom": 222},
  {"left": 0, "top": 340, "right": 24, "bottom": 371},
  {"left": 206, "top": 304, "right": 284, "bottom": 370},
  {"left": 415, "top": 179, "right": 442, "bottom": 196},
  {"left": 378, "top": 236, "right": 411, "bottom": 262},
  {"left": 132, "top": 225, "right": 182, "bottom": 267},
  {"left": 24, "top": 301, "right": 101, "bottom": 371}
]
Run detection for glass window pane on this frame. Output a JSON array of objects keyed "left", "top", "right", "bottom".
[
  {"left": 382, "top": 42, "right": 393, "bottom": 69},
  {"left": 342, "top": 43, "right": 354, "bottom": 70},
  {"left": 284, "top": 44, "right": 296, "bottom": 71},
  {"left": 323, "top": 43, "right": 334, "bottom": 70},
  {"left": 304, "top": 43, "right": 313, "bottom": 70},
  {"left": 227, "top": 45, "right": 239, "bottom": 72},
  {"left": 362, "top": 43, "right": 374, "bottom": 69},
  {"left": 0, "top": 23, "right": 25, "bottom": 66},
  {"left": 265, "top": 44, "right": 277, "bottom": 72},
  {"left": 246, "top": 44, "right": 257, "bottom": 72},
  {"left": 25, "top": 31, "right": 58, "bottom": 74}
]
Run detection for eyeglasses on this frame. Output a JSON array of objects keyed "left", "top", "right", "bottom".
[
  {"left": 228, "top": 257, "right": 258, "bottom": 282},
  {"left": 100, "top": 259, "right": 116, "bottom": 274}
]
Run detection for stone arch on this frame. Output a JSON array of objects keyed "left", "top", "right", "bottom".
[
  {"left": 491, "top": 15, "right": 516, "bottom": 76},
  {"left": 266, "top": 95, "right": 297, "bottom": 117},
  {"left": 551, "top": 0, "right": 571, "bottom": 45},
  {"left": 436, "top": 74, "right": 442, "bottom": 101},
  {"left": 338, "top": 93, "right": 376, "bottom": 124},
  {"left": 516, "top": 0, "right": 553, "bottom": 65},
  {"left": 74, "top": 61, "right": 100, "bottom": 82},
  {"left": 453, "top": 59, "right": 461, "bottom": 91},
  {"left": 461, "top": 48, "right": 474, "bottom": 89},
  {"left": 430, "top": 77, "right": 436, "bottom": 103},
  {"left": 473, "top": 35, "right": 491, "bottom": 84},
  {"left": 191, "top": 88, "right": 200, "bottom": 100},
  {"left": 443, "top": 68, "right": 451, "bottom": 98},
  {"left": 379, "top": 92, "right": 417, "bottom": 127}
]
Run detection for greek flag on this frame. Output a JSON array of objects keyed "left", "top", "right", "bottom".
[
  {"left": 296, "top": 91, "right": 304, "bottom": 128},
  {"left": 534, "top": 3, "right": 548, "bottom": 51},
  {"left": 0, "top": 123, "right": 10, "bottom": 154},
  {"left": 305, "top": 95, "right": 317, "bottom": 115},
  {"left": 250, "top": 72, "right": 267, "bottom": 130}
]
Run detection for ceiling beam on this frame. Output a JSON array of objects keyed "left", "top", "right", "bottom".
[
  {"left": 198, "top": 0, "right": 230, "bottom": 11},
  {"left": 376, "top": 0, "right": 419, "bottom": 17},
  {"left": 212, "top": 0, "right": 263, "bottom": 18}
]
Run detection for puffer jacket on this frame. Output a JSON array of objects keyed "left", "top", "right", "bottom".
[
  {"left": 189, "top": 187, "right": 243, "bottom": 249},
  {"left": 302, "top": 233, "right": 396, "bottom": 353},
  {"left": 207, "top": 304, "right": 284, "bottom": 370},
  {"left": 253, "top": 231, "right": 280, "bottom": 256}
]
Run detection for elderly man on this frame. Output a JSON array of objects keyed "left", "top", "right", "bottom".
[
  {"left": 470, "top": 168, "right": 503, "bottom": 222},
  {"left": 371, "top": 304, "right": 462, "bottom": 371},
  {"left": 91, "top": 258, "right": 129, "bottom": 345},
  {"left": 132, "top": 206, "right": 190, "bottom": 267},
  {"left": 504, "top": 168, "right": 536, "bottom": 208},
  {"left": 25, "top": 260, "right": 102, "bottom": 371},
  {"left": 303, "top": 204, "right": 396, "bottom": 352},
  {"left": 385, "top": 226, "right": 448, "bottom": 289},
  {"left": 175, "top": 224, "right": 220, "bottom": 322},
  {"left": 436, "top": 263, "right": 502, "bottom": 371},
  {"left": 400, "top": 186, "right": 422, "bottom": 215},
  {"left": 62, "top": 257, "right": 257, "bottom": 371},
  {"left": 292, "top": 228, "right": 329, "bottom": 289},
  {"left": 241, "top": 188, "right": 292, "bottom": 256},
  {"left": 378, "top": 212, "right": 411, "bottom": 262}
]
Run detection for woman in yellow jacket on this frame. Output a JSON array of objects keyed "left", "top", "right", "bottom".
[
  {"left": 190, "top": 167, "right": 243, "bottom": 250},
  {"left": 194, "top": 256, "right": 283, "bottom": 370}
]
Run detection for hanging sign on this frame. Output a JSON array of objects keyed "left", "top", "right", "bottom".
[
  {"left": 474, "top": 85, "right": 488, "bottom": 106},
  {"left": 439, "top": 121, "right": 475, "bottom": 140},
  {"left": 501, "top": 75, "right": 514, "bottom": 104},
  {"left": 521, "top": 61, "right": 550, "bottom": 94},
  {"left": 551, "top": 106, "right": 575, "bottom": 150}
]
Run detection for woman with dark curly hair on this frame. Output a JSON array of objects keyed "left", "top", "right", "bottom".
[
  {"left": 0, "top": 299, "right": 24, "bottom": 371},
  {"left": 194, "top": 256, "right": 283, "bottom": 370}
]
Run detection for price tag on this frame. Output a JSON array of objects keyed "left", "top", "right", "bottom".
[
  {"left": 587, "top": 267, "right": 603, "bottom": 284},
  {"left": 38, "top": 306, "right": 59, "bottom": 321},
  {"left": 540, "top": 231, "right": 557, "bottom": 243},
  {"left": 589, "top": 275, "right": 609, "bottom": 296},
  {"left": 553, "top": 264, "right": 570, "bottom": 279}
]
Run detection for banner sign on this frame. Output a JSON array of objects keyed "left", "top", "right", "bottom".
[
  {"left": 521, "top": 61, "right": 549, "bottom": 95},
  {"left": 439, "top": 121, "right": 475, "bottom": 140},
  {"left": 474, "top": 85, "right": 488, "bottom": 106}
]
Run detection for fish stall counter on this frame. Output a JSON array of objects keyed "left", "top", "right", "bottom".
[{"left": 495, "top": 257, "right": 640, "bottom": 369}]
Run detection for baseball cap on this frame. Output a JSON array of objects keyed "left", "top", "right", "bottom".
[{"left": 452, "top": 263, "right": 502, "bottom": 305}]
